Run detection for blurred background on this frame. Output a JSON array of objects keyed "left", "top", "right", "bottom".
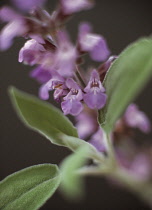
[{"left": 1, "top": 0, "right": 152, "bottom": 209}]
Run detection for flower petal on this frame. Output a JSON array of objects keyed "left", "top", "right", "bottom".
[
  {"left": 0, "top": 20, "right": 27, "bottom": 51},
  {"left": 60, "top": 0, "right": 94, "bottom": 15},
  {"left": 90, "top": 36, "right": 110, "bottom": 62},
  {"left": 84, "top": 91, "right": 107, "bottom": 109},
  {"left": 89, "top": 127, "right": 106, "bottom": 152},
  {"left": 125, "top": 104, "right": 151, "bottom": 133},
  {"left": 12, "top": 0, "right": 46, "bottom": 12},
  {"left": 0, "top": 7, "right": 19, "bottom": 22},
  {"left": 61, "top": 100, "right": 83, "bottom": 116},
  {"left": 30, "top": 66, "right": 52, "bottom": 84}
]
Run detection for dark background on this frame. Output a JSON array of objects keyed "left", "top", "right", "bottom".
[{"left": 1, "top": 0, "right": 152, "bottom": 209}]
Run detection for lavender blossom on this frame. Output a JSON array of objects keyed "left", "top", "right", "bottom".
[
  {"left": 0, "top": 7, "right": 28, "bottom": 50},
  {"left": 30, "top": 65, "right": 52, "bottom": 84},
  {"left": 53, "top": 87, "right": 68, "bottom": 103},
  {"left": 89, "top": 127, "right": 106, "bottom": 152},
  {"left": 37, "top": 31, "right": 77, "bottom": 77},
  {"left": 76, "top": 109, "right": 98, "bottom": 139},
  {"left": 78, "top": 22, "right": 110, "bottom": 62},
  {"left": 12, "top": 0, "right": 47, "bottom": 12},
  {"left": 129, "top": 154, "right": 151, "bottom": 180},
  {"left": 54, "top": 31, "right": 77, "bottom": 77},
  {"left": 61, "top": 78, "right": 83, "bottom": 116},
  {"left": 60, "top": 0, "right": 94, "bottom": 15},
  {"left": 39, "top": 71, "right": 65, "bottom": 100},
  {"left": 124, "top": 104, "right": 151, "bottom": 133},
  {"left": 0, "top": 6, "right": 19, "bottom": 22},
  {"left": 19, "top": 39, "right": 46, "bottom": 66},
  {"left": 84, "top": 69, "right": 107, "bottom": 109}
]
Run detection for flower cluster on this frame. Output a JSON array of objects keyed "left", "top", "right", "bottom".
[
  {"left": 0, "top": 0, "right": 110, "bottom": 116},
  {"left": 1, "top": 0, "right": 152, "bottom": 181}
]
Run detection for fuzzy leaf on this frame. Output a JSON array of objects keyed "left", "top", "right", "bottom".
[
  {"left": 9, "top": 88, "right": 105, "bottom": 161},
  {"left": 60, "top": 146, "right": 88, "bottom": 199},
  {"left": 61, "top": 135, "right": 105, "bottom": 162},
  {"left": 9, "top": 87, "right": 78, "bottom": 146},
  {"left": 0, "top": 164, "right": 61, "bottom": 210},
  {"left": 99, "top": 38, "right": 152, "bottom": 132}
]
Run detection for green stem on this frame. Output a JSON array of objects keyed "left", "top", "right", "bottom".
[
  {"left": 78, "top": 164, "right": 152, "bottom": 207},
  {"left": 77, "top": 165, "right": 113, "bottom": 176},
  {"left": 102, "top": 132, "right": 116, "bottom": 168},
  {"left": 110, "top": 167, "right": 152, "bottom": 207}
]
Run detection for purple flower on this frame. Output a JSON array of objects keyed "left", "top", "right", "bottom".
[
  {"left": 60, "top": 0, "right": 94, "bottom": 15},
  {"left": 78, "top": 22, "right": 110, "bottom": 62},
  {"left": 12, "top": 0, "right": 46, "bottom": 12},
  {"left": 76, "top": 110, "right": 98, "bottom": 139},
  {"left": 19, "top": 39, "right": 46, "bottom": 66},
  {"left": 98, "top": 55, "right": 118, "bottom": 81},
  {"left": 30, "top": 65, "right": 52, "bottom": 84},
  {"left": 61, "top": 78, "right": 83, "bottom": 116},
  {"left": 39, "top": 71, "right": 65, "bottom": 100},
  {"left": 129, "top": 154, "right": 151, "bottom": 180},
  {"left": 84, "top": 69, "right": 107, "bottom": 109},
  {"left": 0, "top": 7, "right": 28, "bottom": 51},
  {"left": 0, "top": 7, "right": 19, "bottom": 22},
  {"left": 53, "top": 87, "right": 68, "bottom": 103},
  {"left": 38, "top": 31, "right": 77, "bottom": 77},
  {"left": 54, "top": 31, "right": 77, "bottom": 77},
  {"left": 89, "top": 127, "right": 106, "bottom": 152},
  {"left": 124, "top": 104, "right": 151, "bottom": 133}
]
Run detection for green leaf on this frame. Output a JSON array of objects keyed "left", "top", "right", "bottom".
[
  {"left": 9, "top": 87, "right": 78, "bottom": 146},
  {"left": 0, "top": 164, "right": 61, "bottom": 210},
  {"left": 60, "top": 146, "right": 89, "bottom": 199},
  {"left": 9, "top": 87, "right": 105, "bottom": 161},
  {"left": 99, "top": 38, "right": 152, "bottom": 132},
  {"left": 61, "top": 135, "right": 105, "bottom": 162}
]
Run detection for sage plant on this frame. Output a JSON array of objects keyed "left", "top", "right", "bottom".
[{"left": 0, "top": 0, "right": 152, "bottom": 209}]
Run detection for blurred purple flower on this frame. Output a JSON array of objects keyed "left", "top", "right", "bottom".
[
  {"left": 0, "top": 7, "right": 27, "bottom": 51},
  {"left": 39, "top": 71, "right": 65, "bottom": 100},
  {"left": 84, "top": 69, "right": 107, "bottom": 109},
  {"left": 30, "top": 65, "right": 52, "bottom": 84},
  {"left": 89, "top": 127, "right": 106, "bottom": 152},
  {"left": 54, "top": 31, "right": 77, "bottom": 77},
  {"left": 124, "top": 104, "right": 151, "bottom": 133},
  {"left": 61, "top": 78, "right": 83, "bottom": 116},
  {"left": 129, "top": 154, "right": 151, "bottom": 180},
  {"left": 60, "top": 0, "right": 94, "bottom": 15},
  {"left": 12, "top": 0, "right": 47, "bottom": 12},
  {"left": 76, "top": 110, "right": 98, "bottom": 139},
  {"left": 0, "top": 6, "right": 19, "bottom": 22},
  {"left": 19, "top": 39, "right": 46, "bottom": 65},
  {"left": 38, "top": 31, "right": 77, "bottom": 77},
  {"left": 78, "top": 22, "right": 110, "bottom": 62}
]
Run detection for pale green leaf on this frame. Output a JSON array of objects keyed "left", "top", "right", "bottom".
[
  {"left": 61, "top": 135, "right": 105, "bottom": 162},
  {"left": 99, "top": 38, "right": 152, "bottom": 132},
  {"left": 60, "top": 146, "right": 89, "bottom": 199},
  {"left": 0, "top": 164, "right": 61, "bottom": 210},
  {"left": 9, "top": 87, "right": 78, "bottom": 146}
]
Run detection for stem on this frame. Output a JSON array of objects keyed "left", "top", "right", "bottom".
[
  {"left": 77, "top": 131, "right": 152, "bottom": 207},
  {"left": 75, "top": 66, "right": 86, "bottom": 88},
  {"left": 110, "top": 167, "right": 152, "bottom": 207},
  {"left": 106, "top": 133, "right": 115, "bottom": 159},
  {"left": 77, "top": 165, "right": 113, "bottom": 176},
  {"left": 102, "top": 132, "right": 116, "bottom": 168},
  {"left": 77, "top": 164, "right": 152, "bottom": 207}
]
